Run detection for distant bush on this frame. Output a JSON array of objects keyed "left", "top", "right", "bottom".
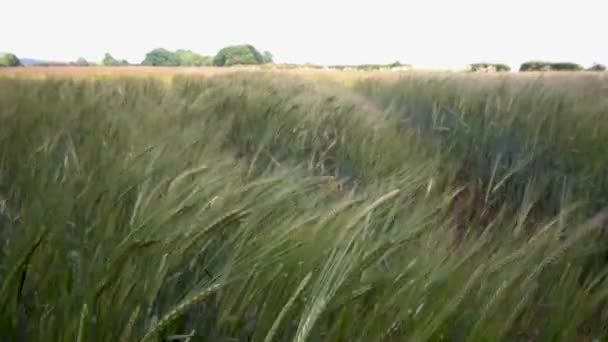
[
  {"left": 550, "top": 62, "right": 584, "bottom": 71},
  {"left": 0, "top": 53, "right": 21, "bottom": 67},
  {"left": 262, "top": 51, "right": 273, "bottom": 64},
  {"left": 141, "top": 48, "right": 212, "bottom": 67},
  {"left": 470, "top": 63, "right": 491, "bottom": 71},
  {"left": 470, "top": 63, "right": 511, "bottom": 72},
  {"left": 520, "top": 61, "right": 583, "bottom": 72},
  {"left": 213, "top": 45, "right": 265, "bottom": 66},
  {"left": 102, "top": 53, "right": 129, "bottom": 66},
  {"left": 588, "top": 63, "right": 606, "bottom": 71},
  {"left": 142, "top": 48, "right": 180, "bottom": 66},
  {"left": 519, "top": 61, "right": 552, "bottom": 72},
  {"left": 494, "top": 63, "right": 511, "bottom": 72},
  {"left": 74, "top": 57, "right": 90, "bottom": 66},
  {"left": 357, "top": 64, "right": 384, "bottom": 71},
  {"left": 175, "top": 50, "right": 213, "bottom": 66}
]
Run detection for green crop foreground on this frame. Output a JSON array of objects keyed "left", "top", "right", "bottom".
[{"left": 0, "top": 71, "right": 607, "bottom": 341}]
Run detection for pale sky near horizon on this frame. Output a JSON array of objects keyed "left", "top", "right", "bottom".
[{"left": 2, "top": 0, "right": 607, "bottom": 69}]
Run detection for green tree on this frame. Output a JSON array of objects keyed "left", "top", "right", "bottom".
[
  {"left": 550, "top": 62, "right": 583, "bottom": 71},
  {"left": 102, "top": 53, "right": 117, "bottom": 66},
  {"left": 0, "top": 53, "right": 22, "bottom": 67},
  {"left": 494, "top": 63, "right": 511, "bottom": 72},
  {"left": 175, "top": 50, "right": 212, "bottom": 66},
  {"left": 519, "top": 61, "right": 551, "bottom": 72},
  {"left": 75, "top": 57, "right": 89, "bottom": 66},
  {"left": 102, "top": 53, "right": 128, "bottom": 66},
  {"left": 588, "top": 63, "right": 606, "bottom": 71},
  {"left": 520, "top": 61, "right": 582, "bottom": 72},
  {"left": 142, "top": 48, "right": 180, "bottom": 66},
  {"left": 213, "top": 44, "right": 265, "bottom": 66},
  {"left": 262, "top": 51, "right": 274, "bottom": 64},
  {"left": 471, "top": 63, "right": 510, "bottom": 72},
  {"left": 470, "top": 63, "right": 491, "bottom": 71}
]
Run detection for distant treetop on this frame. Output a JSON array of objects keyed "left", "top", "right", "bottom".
[
  {"left": 262, "top": 51, "right": 274, "bottom": 64},
  {"left": 470, "top": 63, "right": 511, "bottom": 72},
  {"left": 588, "top": 63, "right": 606, "bottom": 71},
  {"left": 0, "top": 53, "right": 22, "bottom": 67},
  {"left": 142, "top": 48, "right": 180, "bottom": 66},
  {"left": 550, "top": 62, "right": 584, "bottom": 71},
  {"left": 141, "top": 48, "right": 212, "bottom": 66},
  {"left": 102, "top": 53, "right": 129, "bottom": 66},
  {"left": 520, "top": 61, "right": 584, "bottom": 72},
  {"left": 75, "top": 57, "right": 89, "bottom": 66},
  {"left": 175, "top": 50, "right": 213, "bottom": 66},
  {"left": 213, "top": 44, "right": 265, "bottom": 66}
]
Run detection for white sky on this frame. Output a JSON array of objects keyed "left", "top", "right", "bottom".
[{"left": 2, "top": 0, "right": 607, "bottom": 69}]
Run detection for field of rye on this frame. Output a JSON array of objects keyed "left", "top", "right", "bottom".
[{"left": 1, "top": 68, "right": 608, "bottom": 341}]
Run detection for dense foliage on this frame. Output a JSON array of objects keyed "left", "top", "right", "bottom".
[
  {"left": 75, "top": 57, "right": 90, "bottom": 66},
  {"left": 175, "top": 49, "right": 213, "bottom": 66},
  {"left": 213, "top": 44, "right": 265, "bottom": 66},
  {"left": 520, "top": 61, "right": 584, "bottom": 72},
  {"left": 550, "top": 62, "right": 584, "bottom": 71},
  {"left": 0, "top": 71, "right": 607, "bottom": 341},
  {"left": 470, "top": 63, "right": 511, "bottom": 72},
  {"left": 141, "top": 48, "right": 220, "bottom": 67},
  {"left": 262, "top": 51, "right": 274, "bottom": 64},
  {"left": 588, "top": 63, "right": 606, "bottom": 71},
  {"left": 142, "top": 48, "right": 181, "bottom": 66},
  {"left": 519, "top": 61, "right": 552, "bottom": 71},
  {"left": 0, "top": 53, "right": 21, "bottom": 67},
  {"left": 102, "top": 53, "right": 129, "bottom": 66}
]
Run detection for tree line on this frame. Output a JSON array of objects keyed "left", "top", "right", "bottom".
[
  {"left": 518, "top": 61, "right": 606, "bottom": 72},
  {"left": 1, "top": 47, "right": 606, "bottom": 71},
  {"left": 470, "top": 62, "right": 606, "bottom": 72},
  {"left": 0, "top": 44, "right": 273, "bottom": 67},
  {"left": 139, "top": 45, "right": 272, "bottom": 67}
]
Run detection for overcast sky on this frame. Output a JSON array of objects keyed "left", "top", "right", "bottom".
[{"left": 2, "top": 0, "right": 606, "bottom": 69}]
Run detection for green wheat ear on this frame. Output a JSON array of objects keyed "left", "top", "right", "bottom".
[
  {"left": 120, "top": 305, "right": 141, "bottom": 342},
  {"left": 138, "top": 283, "right": 222, "bottom": 342},
  {"left": 76, "top": 303, "right": 88, "bottom": 342},
  {"left": 0, "top": 227, "right": 48, "bottom": 312},
  {"left": 264, "top": 272, "right": 313, "bottom": 342}
]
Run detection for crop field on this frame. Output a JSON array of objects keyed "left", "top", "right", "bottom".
[{"left": 1, "top": 68, "right": 608, "bottom": 341}]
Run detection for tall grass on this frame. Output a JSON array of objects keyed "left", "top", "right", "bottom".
[
  {"left": 356, "top": 74, "right": 608, "bottom": 222},
  {"left": 0, "top": 72, "right": 607, "bottom": 341}
]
